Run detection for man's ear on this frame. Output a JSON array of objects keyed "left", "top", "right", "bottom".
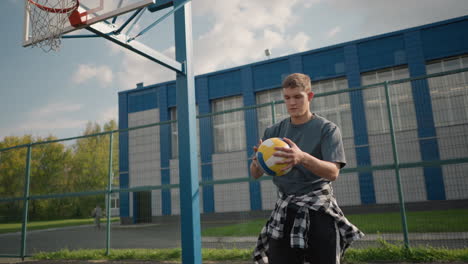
[{"left": 308, "top": 91, "right": 314, "bottom": 101}]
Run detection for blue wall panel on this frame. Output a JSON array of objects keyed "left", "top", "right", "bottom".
[
  {"left": 118, "top": 93, "right": 130, "bottom": 217},
  {"left": 133, "top": 192, "right": 138, "bottom": 224},
  {"left": 405, "top": 31, "right": 446, "bottom": 200},
  {"left": 345, "top": 44, "right": 376, "bottom": 204},
  {"left": 128, "top": 88, "right": 158, "bottom": 113},
  {"left": 159, "top": 85, "right": 172, "bottom": 215},
  {"left": 289, "top": 55, "right": 303, "bottom": 73},
  {"left": 119, "top": 173, "right": 129, "bottom": 217},
  {"left": 208, "top": 70, "right": 242, "bottom": 99},
  {"left": 303, "top": 48, "right": 345, "bottom": 80},
  {"left": 421, "top": 20, "right": 468, "bottom": 60},
  {"left": 118, "top": 93, "right": 129, "bottom": 172},
  {"left": 167, "top": 83, "right": 177, "bottom": 107},
  {"left": 242, "top": 66, "right": 262, "bottom": 211},
  {"left": 197, "top": 77, "right": 215, "bottom": 213},
  {"left": 252, "top": 59, "right": 289, "bottom": 90},
  {"left": 358, "top": 35, "right": 406, "bottom": 72}
]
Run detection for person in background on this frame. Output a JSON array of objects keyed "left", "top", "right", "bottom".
[{"left": 92, "top": 204, "right": 103, "bottom": 230}]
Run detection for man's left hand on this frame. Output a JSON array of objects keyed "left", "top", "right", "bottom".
[{"left": 273, "top": 137, "right": 305, "bottom": 171}]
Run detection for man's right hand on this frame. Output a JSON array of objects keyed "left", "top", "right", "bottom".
[{"left": 250, "top": 139, "right": 264, "bottom": 179}]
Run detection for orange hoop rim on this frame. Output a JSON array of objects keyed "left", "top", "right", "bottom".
[{"left": 28, "top": 0, "right": 80, "bottom": 14}]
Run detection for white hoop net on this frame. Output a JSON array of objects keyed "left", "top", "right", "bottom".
[{"left": 27, "top": 0, "right": 79, "bottom": 52}]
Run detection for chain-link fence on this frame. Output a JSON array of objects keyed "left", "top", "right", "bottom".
[{"left": 1, "top": 68, "right": 467, "bottom": 258}]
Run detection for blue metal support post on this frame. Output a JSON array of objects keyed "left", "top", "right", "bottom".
[{"left": 174, "top": 1, "right": 202, "bottom": 264}]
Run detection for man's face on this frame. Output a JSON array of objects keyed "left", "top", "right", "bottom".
[{"left": 283, "top": 87, "right": 313, "bottom": 118}]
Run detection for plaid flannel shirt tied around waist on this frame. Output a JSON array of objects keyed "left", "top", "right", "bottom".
[{"left": 253, "top": 184, "right": 364, "bottom": 264}]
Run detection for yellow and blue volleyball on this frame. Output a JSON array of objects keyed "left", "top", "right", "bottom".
[{"left": 256, "top": 137, "right": 292, "bottom": 176}]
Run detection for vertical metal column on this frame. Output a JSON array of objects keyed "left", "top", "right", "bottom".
[
  {"left": 174, "top": 1, "right": 202, "bottom": 263},
  {"left": 20, "top": 145, "right": 32, "bottom": 260},
  {"left": 106, "top": 133, "right": 114, "bottom": 255},
  {"left": 271, "top": 101, "right": 276, "bottom": 124},
  {"left": 384, "top": 81, "right": 410, "bottom": 248}
]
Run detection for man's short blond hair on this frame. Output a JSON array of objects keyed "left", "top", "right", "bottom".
[{"left": 282, "top": 73, "right": 312, "bottom": 92}]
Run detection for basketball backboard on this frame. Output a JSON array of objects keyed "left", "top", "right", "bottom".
[{"left": 23, "top": 0, "right": 157, "bottom": 48}]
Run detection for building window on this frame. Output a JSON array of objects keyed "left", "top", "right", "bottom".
[
  {"left": 255, "top": 88, "right": 288, "bottom": 138},
  {"left": 212, "top": 96, "right": 246, "bottom": 153},
  {"left": 311, "top": 78, "right": 354, "bottom": 139},
  {"left": 426, "top": 55, "right": 468, "bottom": 127},
  {"left": 170, "top": 107, "right": 200, "bottom": 159},
  {"left": 361, "top": 66, "right": 415, "bottom": 134},
  {"left": 111, "top": 193, "right": 120, "bottom": 209}
]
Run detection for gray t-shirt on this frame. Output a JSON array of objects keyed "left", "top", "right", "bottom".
[{"left": 262, "top": 114, "right": 346, "bottom": 195}]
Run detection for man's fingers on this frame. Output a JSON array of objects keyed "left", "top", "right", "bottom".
[
  {"left": 253, "top": 139, "right": 263, "bottom": 153},
  {"left": 275, "top": 158, "right": 292, "bottom": 165},
  {"left": 273, "top": 148, "right": 292, "bottom": 155},
  {"left": 280, "top": 163, "right": 293, "bottom": 171},
  {"left": 282, "top": 137, "right": 295, "bottom": 147}
]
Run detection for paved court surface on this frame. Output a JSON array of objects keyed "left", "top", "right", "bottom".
[{"left": 0, "top": 221, "right": 467, "bottom": 261}]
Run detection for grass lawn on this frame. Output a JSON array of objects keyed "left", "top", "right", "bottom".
[
  {"left": 201, "top": 209, "right": 468, "bottom": 236},
  {"left": 32, "top": 244, "right": 468, "bottom": 263},
  {"left": 2, "top": 209, "right": 467, "bottom": 237},
  {"left": 0, "top": 217, "right": 119, "bottom": 234}
]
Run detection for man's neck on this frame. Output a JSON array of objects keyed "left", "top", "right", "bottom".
[{"left": 290, "top": 112, "right": 313, "bottom": 125}]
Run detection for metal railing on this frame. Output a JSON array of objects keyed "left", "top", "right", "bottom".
[{"left": 1, "top": 67, "right": 468, "bottom": 258}]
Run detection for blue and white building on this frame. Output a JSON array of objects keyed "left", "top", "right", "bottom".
[{"left": 118, "top": 15, "right": 468, "bottom": 223}]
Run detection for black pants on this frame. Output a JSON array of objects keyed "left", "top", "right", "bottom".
[{"left": 267, "top": 206, "right": 339, "bottom": 264}]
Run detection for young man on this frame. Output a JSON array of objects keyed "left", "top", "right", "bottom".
[{"left": 251, "top": 73, "right": 363, "bottom": 264}]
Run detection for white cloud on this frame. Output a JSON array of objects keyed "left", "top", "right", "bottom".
[
  {"left": 304, "top": 0, "right": 321, "bottom": 8},
  {"left": 25, "top": 102, "right": 86, "bottom": 130},
  {"left": 17, "top": 118, "right": 87, "bottom": 132},
  {"left": 326, "top": 26, "right": 341, "bottom": 39},
  {"left": 290, "top": 32, "right": 310, "bottom": 52},
  {"left": 327, "top": 0, "right": 468, "bottom": 38},
  {"left": 98, "top": 106, "right": 118, "bottom": 124},
  {"left": 72, "top": 64, "right": 113, "bottom": 87},
  {"left": 190, "top": 0, "right": 319, "bottom": 74},
  {"left": 33, "top": 103, "right": 83, "bottom": 118},
  {"left": 0, "top": 102, "right": 87, "bottom": 140},
  {"left": 102, "top": 0, "right": 321, "bottom": 87},
  {"left": 112, "top": 44, "right": 176, "bottom": 90}
]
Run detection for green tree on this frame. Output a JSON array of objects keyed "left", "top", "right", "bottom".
[
  {"left": 28, "top": 136, "right": 73, "bottom": 220},
  {"left": 0, "top": 136, "right": 32, "bottom": 222},
  {"left": 68, "top": 120, "right": 118, "bottom": 217},
  {"left": 0, "top": 135, "right": 72, "bottom": 221},
  {"left": 0, "top": 119, "right": 119, "bottom": 222}
]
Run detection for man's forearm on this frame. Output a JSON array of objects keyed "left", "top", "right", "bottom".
[{"left": 299, "top": 152, "right": 340, "bottom": 181}]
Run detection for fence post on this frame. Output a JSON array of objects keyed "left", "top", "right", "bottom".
[
  {"left": 271, "top": 101, "right": 276, "bottom": 124},
  {"left": 106, "top": 133, "right": 114, "bottom": 256},
  {"left": 384, "top": 81, "right": 410, "bottom": 248},
  {"left": 20, "top": 144, "right": 32, "bottom": 260}
]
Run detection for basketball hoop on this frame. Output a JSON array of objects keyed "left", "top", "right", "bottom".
[{"left": 27, "top": 0, "right": 82, "bottom": 52}]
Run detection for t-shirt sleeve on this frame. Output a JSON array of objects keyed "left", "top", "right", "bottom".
[
  {"left": 321, "top": 123, "right": 347, "bottom": 168},
  {"left": 262, "top": 127, "right": 272, "bottom": 141}
]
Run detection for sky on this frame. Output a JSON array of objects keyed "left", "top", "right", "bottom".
[{"left": 0, "top": 0, "right": 467, "bottom": 142}]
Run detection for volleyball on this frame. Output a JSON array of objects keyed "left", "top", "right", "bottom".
[{"left": 256, "top": 137, "right": 292, "bottom": 176}]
